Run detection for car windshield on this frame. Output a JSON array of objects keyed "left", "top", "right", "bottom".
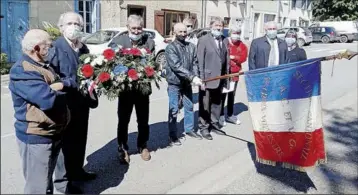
[{"left": 83, "top": 30, "right": 119, "bottom": 45}]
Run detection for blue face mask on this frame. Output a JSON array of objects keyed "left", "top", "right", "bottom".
[
  {"left": 211, "top": 29, "right": 223, "bottom": 38},
  {"left": 129, "top": 33, "right": 142, "bottom": 41}
]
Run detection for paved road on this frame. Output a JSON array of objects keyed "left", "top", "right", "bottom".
[{"left": 1, "top": 42, "right": 357, "bottom": 194}]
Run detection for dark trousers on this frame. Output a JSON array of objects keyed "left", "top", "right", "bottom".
[
  {"left": 54, "top": 100, "right": 90, "bottom": 192},
  {"left": 117, "top": 91, "right": 150, "bottom": 151},
  {"left": 198, "top": 87, "right": 222, "bottom": 132},
  {"left": 221, "top": 81, "right": 238, "bottom": 116},
  {"left": 17, "top": 139, "right": 61, "bottom": 194}
]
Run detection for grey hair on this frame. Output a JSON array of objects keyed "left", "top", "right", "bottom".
[
  {"left": 264, "top": 21, "right": 277, "bottom": 29},
  {"left": 229, "top": 24, "right": 242, "bottom": 34},
  {"left": 210, "top": 16, "right": 224, "bottom": 26},
  {"left": 127, "top": 15, "right": 144, "bottom": 27},
  {"left": 57, "top": 11, "right": 84, "bottom": 31},
  {"left": 21, "top": 29, "right": 50, "bottom": 53}
]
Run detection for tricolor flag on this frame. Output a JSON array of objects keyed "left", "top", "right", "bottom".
[{"left": 244, "top": 58, "right": 327, "bottom": 171}]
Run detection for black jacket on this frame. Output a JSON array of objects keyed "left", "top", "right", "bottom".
[
  {"left": 287, "top": 46, "right": 307, "bottom": 63},
  {"left": 165, "top": 40, "right": 199, "bottom": 86}
]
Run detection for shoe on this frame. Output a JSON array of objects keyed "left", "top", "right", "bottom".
[
  {"left": 118, "top": 147, "right": 130, "bottom": 164},
  {"left": 211, "top": 129, "right": 226, "bottom": 135},
  {"left": 170, "top": 136, "right": 182, "bottom": 146},
  {"left": 227, "top": 115, "right": 241, "bottom": 125},
  {"left": 65, "top": 183, "right": 83, "bottom": 194},
  {"left": 200, "top": 130, "right": 213, "bottom": 140},
  {"left": 139, "top": 148, "right": 151, "bottom": 161},
  {"left": 73, "top": 171, "right": 97, "bottom": 181},
  {"left": 185, "top": 131, "right": 203, "bottom": 140},
  {"left": 219, "top": 115, "right": 227, "bottom": 127}
]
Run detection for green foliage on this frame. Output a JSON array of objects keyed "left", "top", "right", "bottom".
[
  {"left": 313, "top": 0, "right": 358, "bottom": 21},
  {"left": 0, "top": 53, "right": 11, "bottom": 75},
  {"left": 42, "top": 21, "right": 61, "bottom": 41}
]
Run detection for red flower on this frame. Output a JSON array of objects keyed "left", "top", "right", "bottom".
[
  {"left": 145, "top": 48, "right": 152, "bottom": 54},
  {"left": 128, "top": 69, "right": 139, "bottom": 80},
  {"left": 98, "top": 72, "right": 111, "bottom": 83},
  {"left": 130, "top": 48, "right": 142, "bottom": 56},
  {"left": 145, "top": 66, "right": 155, "bottom": 77},
  {"left": 103, "top": 49, "right": 115, "bottom": 60},
  {"left": 81, "top": 64, "right": 94, "bottom": 78}
]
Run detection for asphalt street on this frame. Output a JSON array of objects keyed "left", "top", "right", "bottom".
[{"left": 1, "top": 42, "right": 357, "bottom": 194}]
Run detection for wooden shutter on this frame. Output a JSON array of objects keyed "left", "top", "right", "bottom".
[
  {"left": 154, "top": 10, "right": 165, "bottom": 36},
  {"left": 190, "top": 13, "right": 198, "bottom": 29}
]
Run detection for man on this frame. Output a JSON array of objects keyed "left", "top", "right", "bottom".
[
  {"left": 9, "top": 29, "right": 70, "bottom": 194},
  {"left": 48, "top": 11, "right": 98, "bottom": 194},
  {"left": 165, "top": 23, "right": 203, "bottom": 145},
  {"left": 248, "top": 21, "right": 289, "bottom": 70},
  {"left": 112, "top": 15, "right": 155, "bottom": 164},
  {"left": 182, "top": 17, "right": 197, "bottom": 45},
  {"left": 197, "top": 17, "right": 230, "bottom": 140}
]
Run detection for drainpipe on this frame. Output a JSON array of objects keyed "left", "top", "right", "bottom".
[{"left": 201, "top": 0, "right": 207, "bottom": 28}]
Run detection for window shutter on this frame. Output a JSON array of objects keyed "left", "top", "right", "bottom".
[{"left": 154, "top": 10, "right": 165, "bottom": 36}]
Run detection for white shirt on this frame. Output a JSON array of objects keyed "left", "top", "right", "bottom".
[
  {"left": 64, "top": 36, "right": 82, "bottom": 52},
  {"left": 267, "top": 37, "right": 279, "bottom": 66}
]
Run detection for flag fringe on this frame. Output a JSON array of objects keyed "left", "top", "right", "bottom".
[
  {"left": 256, "top": 157, "right": 328, "bottom": 172},
  {"left": 256, "top": 157, "right": 277, "bottom": 166}
]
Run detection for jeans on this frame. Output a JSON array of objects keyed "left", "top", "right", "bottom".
[
  {"left": 221, "top": 81, "right": 238, "bottom": 117},
  {"left": 168, "top": 84, "right": 194, "bottom": 138}
]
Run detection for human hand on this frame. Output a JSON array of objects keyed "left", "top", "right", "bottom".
[
  {"left": 50, "top": 82, "right": 64, "bottom": 91},
  {"left": 192, "top": 76, "right": 203, "bottom": 86},
  {"left": 230, "top": 55, "right": 235, "bottom": 60},
  {"left": 200, "top": 83, "right": 206, "bottom": 91}
]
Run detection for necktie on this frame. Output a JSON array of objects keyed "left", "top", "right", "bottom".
[{"left": 269, "top": 40, "right": 276, "bottom": 66}]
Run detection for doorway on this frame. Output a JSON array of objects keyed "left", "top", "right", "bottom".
[{"left": 127, "top": 5, "right": 146, "bottom": 27}]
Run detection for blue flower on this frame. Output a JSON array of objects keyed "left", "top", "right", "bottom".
[
  {"left": 113, "top": 64, "right": 128, "bottom": 75},
  {"left": 140, "top": 58, "right": 147, "bottom": 65}
]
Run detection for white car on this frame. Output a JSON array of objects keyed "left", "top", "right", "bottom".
[
  {"left": 82, "top": 27, "right": 168, "bottom": 69},
  {"left": 277, "top": 27, "right": 313, "bottom": 47}
]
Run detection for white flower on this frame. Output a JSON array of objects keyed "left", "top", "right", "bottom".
[
  {"left": 93, "top": 55, "right": 105, "bottom": 66},
  {"left": 115, "top": 75, "right": 125, "bottom": 83},
  {"left": 137, "top": 73, "right": 143, "bottom": 78},
  {"left": 84, "top": 57, "right": 91, "bottom": 64},
  {"left": 139, "top": 48, "right": 147, "bottom": 56}
]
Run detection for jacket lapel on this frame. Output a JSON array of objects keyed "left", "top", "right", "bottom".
[
  {"left": 59, "top": 37, "right": 80, "bottom": 66},
  {"left": 209, "top": 34, "right": 220, "bottom": 57}
]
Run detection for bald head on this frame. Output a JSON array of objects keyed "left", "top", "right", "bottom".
[
  {"left": 22, "top": 29, "right": 51, "bottom": 53},
  {"left": 173, "top": 23, "right": 188, "bottom": 42}
]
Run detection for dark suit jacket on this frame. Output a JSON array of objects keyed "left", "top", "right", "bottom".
[
  {"left": 197, "top": 33, "right": 230, "bottom": 89},
  {"left": 48, "top": 36, "right": 98, "bottom": 109},
  {"left": 248, "top": 36, "right": 289, "bottom": 70}
]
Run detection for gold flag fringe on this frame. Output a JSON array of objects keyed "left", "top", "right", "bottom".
[{"left": 256, "top": 157, "right": 328, "bottom": 172}]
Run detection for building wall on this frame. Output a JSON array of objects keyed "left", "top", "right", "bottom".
[
  {"left": 280, "top": 0, "right": 313, "bottom": 27},
  {"left": 29, "top": 0, "right": 74, "bottom": 28},
  {"left": 205, "top": 0, "right": 246, "bottom": 27},
  {"left": 249, "top": 0, "right": 279, "bottom": 38},
  {"left": 100, "top": 0, "right": 202, "bottom": 36}
]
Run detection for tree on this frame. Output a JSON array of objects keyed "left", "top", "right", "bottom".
[{"left": 312, "top": 0, "right": 358, "bottom": 21}]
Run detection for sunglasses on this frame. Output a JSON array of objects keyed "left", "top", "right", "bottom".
[{"left": 186, "top": 25, "right": 193, "bottom": 28}]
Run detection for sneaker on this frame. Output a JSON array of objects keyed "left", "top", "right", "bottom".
[
  {"left": 219, "top": 115, "right": 227, "bottom": 127},
  {"left": 170, "top": 137, "right": 182, "bottom": 146},
  {"left": 227, "top": 115, "right": 241, "bottom": 125},
  {"left": 139, "top": 148, "right": 151, "bottom": 161}
]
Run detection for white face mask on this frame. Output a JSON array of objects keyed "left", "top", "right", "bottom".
[
  {"left": 266, "top": 30, "right": 278, "bottom": 39},
  {"left": 285, "top": 38, "right": 296, "bottom": 47},
  {"left": 129, "top": 33, "right": 142, "bottom": 41},
  {"left": 187, "top": 27, "right": 193, "bottom": 33},
  {"left": 64, "top": 25, "right": 82, "bottom": 41},
  {"left": 230, "top": 34, "right": 241, "bottom": 41}
]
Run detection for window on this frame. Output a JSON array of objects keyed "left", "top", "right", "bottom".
[
  {"left": 78, "top": 0, "right": 97, "bottom": 33},
  {"left": 127, "top": 5, "right": 146, "bottom": 27},
  {"left": 224, "top": 17, "right": 231, "bottom": 28},
  {"left": 83, "top": 30, "right": 119, "bottom": 45},
  {"left": 163, "top": 10, "right": 189, "bottom": 37},
  {"left": 290, "top": 20, "right": 297, "bottom": 27},
  {"left": 291, "top": 0, "right": 296, "bottom": 9},
  {"left": 264, "top": 14, "right": 276, "bottom": 23}
]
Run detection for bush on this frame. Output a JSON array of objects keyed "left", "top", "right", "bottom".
[
  {"left": 42, "top": 21, "right": 61, "bottom": 41},
  {"left": 0, "top": 53, "right": 11, "bottom": 75}
]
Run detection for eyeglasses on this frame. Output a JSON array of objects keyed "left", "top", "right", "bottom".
[{"left": 186, "top": 25, "right": 193, "bottom": 28}]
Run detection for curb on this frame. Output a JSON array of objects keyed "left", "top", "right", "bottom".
[{"left": 1, "top": 74, "right": 9, "bottom": 84}]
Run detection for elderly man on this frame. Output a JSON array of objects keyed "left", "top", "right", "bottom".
[
  {"left": 248, "top": 21, "right": 288, "bottom": 70},
  {"left": 111, "top": 15, "right": 155, "bottom": 164},
  {"left": 197, "top": 17, "right": 230, "bottom": 140},
  {"left": 9, "top": 29, "right": 70, "bottom": 194},
  {"left": 48, "top": 11, "right": 98, "bottom": 194},
  {"left": 165, "top": 23, "right": 203, "bottom": 145},
  {"left": 182, "top": 17, "right": 197, "bottom": 44}
]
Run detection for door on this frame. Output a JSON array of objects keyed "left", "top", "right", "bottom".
[{"left": 8, "top": 0, "right": 29, "bottom": 62}]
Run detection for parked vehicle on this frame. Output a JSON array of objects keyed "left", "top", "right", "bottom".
[
  {"left": 186, "top": 27, "right": 230, "bottom": 46},
  {"left": 277, "top": 27, "right": 313, "bottom": 47},
  {"left": 82, "top": 27, "right": 168, "bottom": 70},
  {"left": 308, "top": 26, "right": 339, "bottom": 43},
  {"left": 310, "top": 21, "right": 358, "bottom": 43}
]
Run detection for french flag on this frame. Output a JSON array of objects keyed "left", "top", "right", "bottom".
[{"left": 245, "top": 58, "right": 327, "bottom": 170}]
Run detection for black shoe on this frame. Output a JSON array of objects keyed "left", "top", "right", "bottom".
[
  {"left": 74, "top": 171, "right": 97, "bottom": 181},
  {"left": 200, "top": 131, "right": 213, "bottom": 140},
  {"left": 211, "top": 129, "right": 226, "bottom": 135},
  {"left": 185, "top": 131, "right": 203, "bottom": 140},
  {"left": 65, "top": 184, "right": 83, "bottom": 194},
  {"left": 170, "top": 137, "right": 182, "bottom": 146},
  {"left": 118, "top": 147, "right": 130, "bottom": 164}
]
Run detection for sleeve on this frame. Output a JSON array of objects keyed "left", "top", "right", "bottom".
[
  {"left": 165, "top": 45, "right": 194, "bottom": 81},
  {"left": 47, "top": 47, "right": 77, "bottom": 89},
  {"left": 248, "top": 40, "right": 257, "bottom": 70},
  {"left": 301, "top": 49, "right": 307, "bottom": 61},
  {"left": 197, "top": 37, "right": 206, "bottom": 79},
  {"left": 192, "top": 44, "right": 199, "bottom": 77},
  {"left": 10, "top": 68, "right": 66, "bottom": 111}
]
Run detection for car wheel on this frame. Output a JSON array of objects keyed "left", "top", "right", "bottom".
[
  {"left": 347, "top": 39, "right": 353, "bottom": 43},
  {"left": 321, "top": 36, "right": 330, "bottom": 43},
  {"left": 297, "top": 38, "right": 305, "bottom": 47},
  {"left": 155, "top": 51, "right": 166, "bottom": 70},
  {"left": 340, "top": 35, "right": 348, "bottom": 43}
]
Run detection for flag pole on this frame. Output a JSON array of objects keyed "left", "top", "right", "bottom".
[{"left": 203, "top": 49, "right": 358, "bottom": 83}]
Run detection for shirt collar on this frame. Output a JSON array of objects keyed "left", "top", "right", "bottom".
[
  {"left": 64, "top": 36, "right": 82, "bottom": 51},
  {"left": 22, "top": 54, "right": 49, "bottom": 68}
]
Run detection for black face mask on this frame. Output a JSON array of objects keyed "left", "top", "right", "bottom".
[{"left": 176, "top": 35, "right": 187, "bottom": 42}]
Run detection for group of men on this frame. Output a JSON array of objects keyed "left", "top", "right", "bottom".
[{"left": 9, "top": 9, "right": 303, "bottom": 194}]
